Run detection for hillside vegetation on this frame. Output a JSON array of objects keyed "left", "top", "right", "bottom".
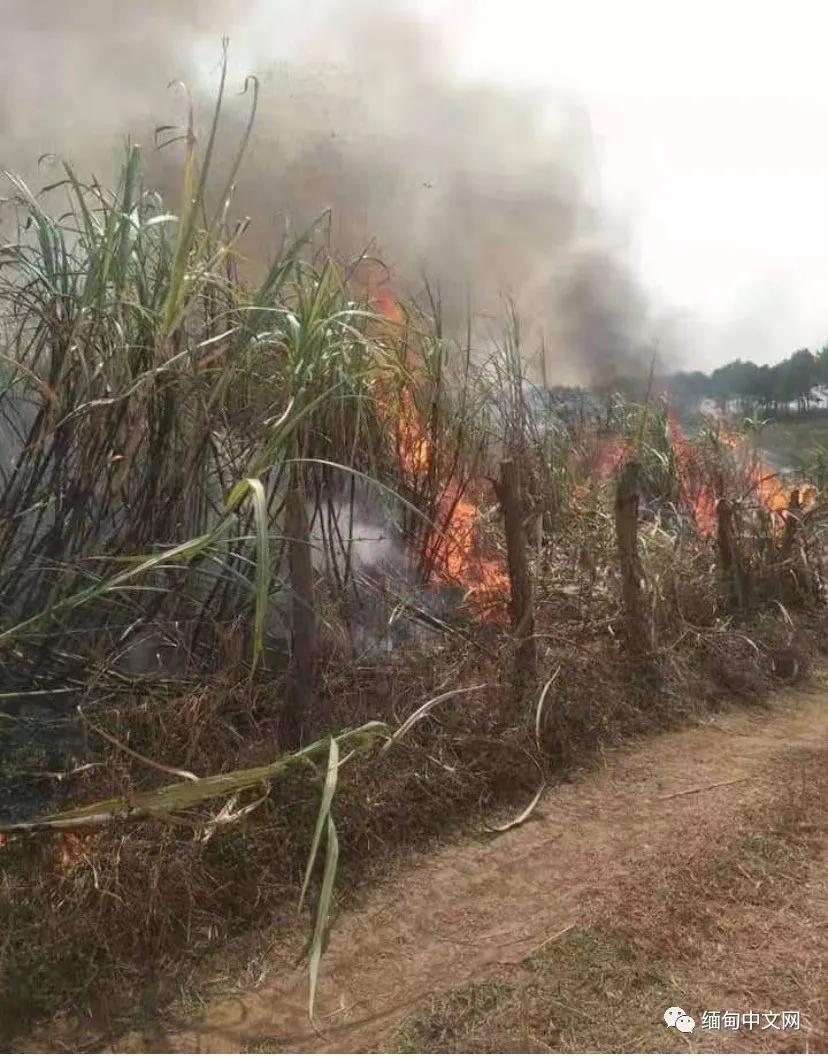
[{"left": 669, "top": 346, "right": 828, "bottom": 416}]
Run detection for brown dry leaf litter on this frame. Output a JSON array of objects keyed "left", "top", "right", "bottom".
[{"left": 115, "top": 679, "right": 828, "bottom": 1054}]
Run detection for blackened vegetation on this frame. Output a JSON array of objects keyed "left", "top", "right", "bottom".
[
  {"left": 716, "top": 497, "right": 750, "bottom": 613},
  {"left": 0, "top": 86, "right": 827, "bottom": 1051},
  {"left": 614, "top": 461, "right": 653, "bottom": 659},
  {"left": 497, "top": 458, "right": 537, "bottom": 692}
]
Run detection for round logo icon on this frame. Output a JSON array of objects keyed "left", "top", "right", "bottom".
[{"left": 664, "top": 1006, "right": 695, "bottom": 1033}]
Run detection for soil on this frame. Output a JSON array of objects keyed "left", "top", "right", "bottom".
[{"left": 121, "top": 680, "right": 828, "bottom": 1053}]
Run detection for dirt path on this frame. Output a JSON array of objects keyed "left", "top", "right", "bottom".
[{"left": 142, "top": 683, "right": 828, "bottom": 1053}]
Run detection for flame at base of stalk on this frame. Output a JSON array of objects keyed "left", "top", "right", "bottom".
[
  {"left": 647, "top": 411, "right": 812, "bottom": 534},
  {"left": 589, "top": 409, "right": 815, "bottom": 537},
  {"left": 367, "top": 281, "right": 510, "bottom": 618},
  {"left": 671, "top": 412, "right": 816, "bottom": 533},
  {"left": 667, "top": 411, "right": 719, "bottom": 535},
  {"left": 427, "top": 491, "right": 510, "bottom": 615}
]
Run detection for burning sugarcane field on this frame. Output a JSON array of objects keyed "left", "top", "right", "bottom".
[{"left": 4, "top": 2, "right": 828, "bottom": 1053}]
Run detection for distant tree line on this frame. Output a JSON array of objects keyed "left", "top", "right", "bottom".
[{"left": 667, "top": 345, "right": 828, "bottom": 415}]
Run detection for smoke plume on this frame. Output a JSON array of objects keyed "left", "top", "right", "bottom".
[{"left": 0, "top": 0, "right": 665, "bottom": 385}]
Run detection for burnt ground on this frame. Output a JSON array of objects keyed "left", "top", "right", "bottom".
[{"left": 107, "top": 677, "right": 828, "bottom": 1054}]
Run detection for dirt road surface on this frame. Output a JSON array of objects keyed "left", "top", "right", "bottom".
[{"left": 130, "top": 682, "right": 828, "bottom": 1053}]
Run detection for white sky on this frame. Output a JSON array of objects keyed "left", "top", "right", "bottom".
[{"left": 452, "top": 0, "right": 828, "bottom": 370}]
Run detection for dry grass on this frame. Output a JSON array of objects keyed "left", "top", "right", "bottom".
[
  {"left": 4, "top": 618, "right": 826, "bottom": 1050},
  {"left": 2, "top": 68, "right": 828, "bottom": 1052},
  {"left": 396, "top": 746, "right": 828, "bottom": 1053}
]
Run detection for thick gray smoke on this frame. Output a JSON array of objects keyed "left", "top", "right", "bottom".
[{"left": 0, "top": 0, "right": 663, "bottom": 385}]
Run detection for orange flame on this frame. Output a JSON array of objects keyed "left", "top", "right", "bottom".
[
  {"left": 593, "top": 436, "right": 632, "bottom": 480},
  {"left": 370, "top": 287, "right": 405, "bottom": 327},
  {"left": 669, "top": 410, "right": 813, "bottom": 535},
  {"left": 371, "top": 286, "right": 508, "bottom": 615},
  {"left": 429, "top": 489, "right": 510, "bottom": 606},
  {"left": 0, "top": 830, "right": 81, "bottom": 865},
  {"left": 667, "top": 410, "right": 718, "bottom": 535},
  {"left": 588, "top": 410, "right": 813, "bottom": 537},
  {"left": 397, "top": 388, "right": 430, "bottom": 474},
  {"left": 56, "top": 832, "right": 86, "bottom": 871}
]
